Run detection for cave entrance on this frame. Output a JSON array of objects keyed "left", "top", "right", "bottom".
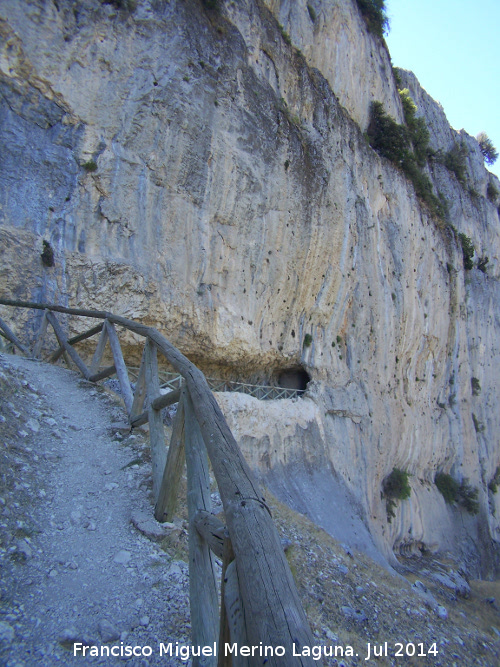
[{"left": 277, "top": 367, "right": 311, "bottom": 392}]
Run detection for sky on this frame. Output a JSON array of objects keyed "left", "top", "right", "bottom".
[{"left": 384, "top": 0, "right": 500, "bottom": 180}]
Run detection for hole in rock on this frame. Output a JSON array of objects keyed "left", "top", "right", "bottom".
[{"left": 276, "top": 367, "right": 311, "bottom": 391}]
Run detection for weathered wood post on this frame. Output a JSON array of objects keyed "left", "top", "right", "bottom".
[
  {"left": 184, "top": 389, "right": 219, "bottom": 667},
  {"left": 130, "top": 346, "right": 147, "bottom": 422},
  {"left": 104, "top": 320, "right": 134, "bottom": 415},
  {"left": 89, "top": 323, "right": 109, "bottom": 375},
  {"left": 32, "top": 309, "right": 49, "bottom": 358},
  {"left": 155, "top": 389, "right": 186, "bottom": 522},
  {"left": 144, "top": 338, "right": 167, "bottom": 503}
]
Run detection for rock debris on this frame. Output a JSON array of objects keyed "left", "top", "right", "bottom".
[{"left": 0, "top": 354, "right": 190, "bottom": 666}]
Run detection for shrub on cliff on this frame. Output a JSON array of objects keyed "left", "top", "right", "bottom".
[
  {"left": 456, "top": 480, "right": 479, "bottom": 514},
  {"left": 307, "top": 4, "right": 316, "bottom": 22},
  {"left": 355, "top": 0, "right": 389, "bottom": 38},
  {"left": 489, "top": 466, "right": 500, "bottom": 494},
  {"left": 435, "top": 473, "right": 459, "bottom": 504},
  {"left": 477, "top": 256, "right": 489, "bottom": 273},
  {"left": 399, "top": 89, "right": 430, "bottom": 167},
  {"left": 477, "top": 132, "right": 498, "bottom": 166},
  {"left": 102, "top": 0, "right": 137, "bottom": 11},
  {"left": 458, "top": 232, "right": 474, "bottom": 270},
  {"left": 487, "top": 181, "right": 499, "bottom": 203},
  {"left": 41, "top": 240, "right": 55, "bottom": 268},
  {"left": 383, "top": 468, "right": 411, "bottom": 500},
  {"left": 367, "top": 101, "right": 409, "bottom": 165},
  {"left": 82, "top": 160, "right": 98, "bottom": 173},
  {"left": 367, "top": 100, "right": 446, "bottom": 219},
  {"left": 382, "top": 468, "right": 411, "bottom": 521},
  {"left": 435, "top": 473, "right": 479, "bottom": 514},
  {"left": 444, "top": 142, "right": 468, "bottom": 184}
]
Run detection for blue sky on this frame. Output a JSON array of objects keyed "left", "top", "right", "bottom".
[{"left": 385, "top": 0, "right": 500, "bottom": 179}]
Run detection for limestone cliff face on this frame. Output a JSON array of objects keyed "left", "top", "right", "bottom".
[
  {"left": 261, "top": 0, "right": 404, "bottom": 128},
  {"left": 1, "top": 0, "right": 499, "bottom": 574}
]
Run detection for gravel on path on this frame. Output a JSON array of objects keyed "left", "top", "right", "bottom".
[{"left": 0, "top": 353, "right": 191, "bottom": 666}]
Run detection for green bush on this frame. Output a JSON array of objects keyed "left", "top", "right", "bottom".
[
  {"left": 477, "top": 256, "right": 489, "bottom": 273},
  {"left": 367, "top": 101, "right": 409, "bottom": 165},
  {"left": 383, "top": 468, "right": 411, "bottom": 500},
  {"left": 444, "top": 143, "right": 467, "bottom": 183},
  {"left": 399, "top": 88, "right": 417, "bottom": 121},
  {"left": 399, "top": 89, "right": 430, "bottom": 167},
  {"left": 102, "top": 0, "right": 137, "bottom": 10},
  {"left": 489, "top": 466, "right": 500, "bottom": 494},
  {"left": 41, "top": 240, "right": 55, "bottom": 268},
  {"left": 471, "top": 377, "right": 481, "bottom": 396},
  {"left": 355, "top": 0, "right": 389, "bottom": 37},
  {"left": 472, "top": 413, "right": 485, "bottom": 433},
  {"left": 487, "top": 181, "right": 499, "bottom": 203},
  {"left": 82, "top": 160, "right": 98, "bottom": 172},
  {"left": 279, "top": 24, "right": 292, "bottom": 45},
  {"left": 307, "top": 4, "right": 316, "bottom": 22},
  {"left": 409, "top": 117, "right": 431, "bottom": 167},
  {"left": 435, "top": 473, "right": 479, "bottom": 514},
  {"left": 303, "top": 333, "right": 313, "bottom": 348},
  {"left": 382, "top": 468, "right": 411, "bottom": 522},
  {"left": 458, "top": 232, "right": 474, "bottom": 270},
  {"left": 477, "top": 132, "right": 498, "bottom": 166},
  {"left": 367, "top": 101, "right": 446, "bottom": 220},
  {"left": 457, "top": 480, "right": 479, "bottom": 515},
  {"left": 393, "top": 70, "right": 402, "bottom": 88},
  {"left": 435, "top": 472, "right": 459, "bottom": 504}
]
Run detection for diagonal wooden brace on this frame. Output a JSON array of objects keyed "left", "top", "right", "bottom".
[{"left": 46, "top": 311, "right": 90, "bottom": 379}]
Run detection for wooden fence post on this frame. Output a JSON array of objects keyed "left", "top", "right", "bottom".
[
  {"left": 155, "top": 389, "right": 185, "bottom": 522},
  {"left": 90, "top": 323, "right": 109, "bottom": 375},
  {"left": 184, "top": 389, "right": 219, "bottom": 666},
  {"left": 218, "top": 536, "right": 236, "bottom": 667},
  {"left": 224, "top": 560, "right": 250, "bottom": 667},
  {"left": 130, "top": 345, "right": 147, "bottom": 421},
  {"left": 104, "top": 320, "right": 134, "bottom": 415},
  {"left": 144, "top": 339, "right": 167, "bottom": 503},
  {"left": 32, "top": 310, "right": 49, "bottom": 358}
]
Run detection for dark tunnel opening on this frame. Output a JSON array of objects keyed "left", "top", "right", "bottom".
[{"left": 276, "top": 367, "right": 311, "bottom": 392}]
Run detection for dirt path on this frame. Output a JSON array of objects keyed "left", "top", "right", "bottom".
[{"left": 0, "top": 353, "right": 190, "bottom": 666}]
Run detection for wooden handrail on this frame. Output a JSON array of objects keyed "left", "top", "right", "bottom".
[{"left": 0, "top": 298, "right": 316, "bottom": 665}]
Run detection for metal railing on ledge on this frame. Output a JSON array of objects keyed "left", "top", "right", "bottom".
[
  {"left": 0, "top": 298, "right": 316, "bottom": 667},
  {"left": 127, "top": 368, "right": 306, "bottom": 401}
]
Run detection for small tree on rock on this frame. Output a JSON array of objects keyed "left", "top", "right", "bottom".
[{"left": 477, "top": 132, "right": 498, "bottom": 165}]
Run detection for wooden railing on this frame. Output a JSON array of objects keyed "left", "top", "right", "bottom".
[{"left": 0, "top": 299, "right": 316, "bottom": 666}]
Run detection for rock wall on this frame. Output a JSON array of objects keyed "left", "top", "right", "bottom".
[
  {"left": 261, "top": 0, "right": 404, "bottom": 128},
  {"left": 1, "top": 0, "right": 499, "bottom": 574}
]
